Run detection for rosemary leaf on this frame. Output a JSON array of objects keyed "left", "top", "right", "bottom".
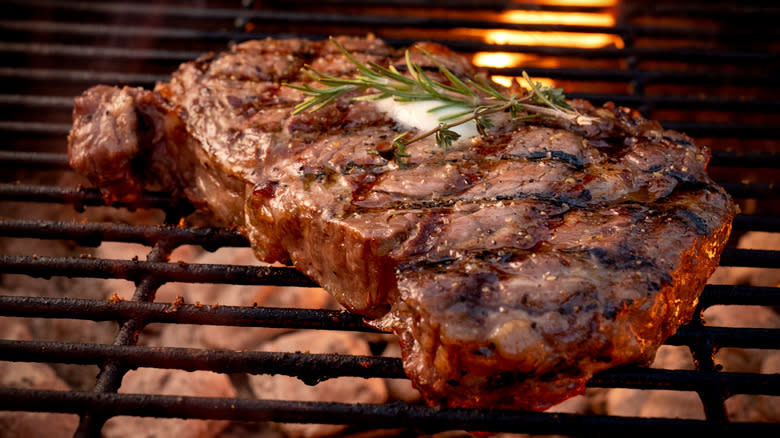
[
  {"left": 428, "top": 102, "right": 471, "bottom": 114},
  {"left": 522, "top": 71, "right": 569, "bottom": 112},
  {"left": 437, "top": 109, "right": 476, "bottom": 122},
  {"left": 417, "top": 46, "right": 474, "bottom": 98},
  {"left": 435, "top": 125, "right": 461, "bottom": 149},
  {"left": 367, "top": 61, "right": 417, "bottom": 85},
  {"left": 392, "top": 133, "right": 412, "bottom": 167},
  {"left": 475, "top": 116, "right": 494, "bottom": 137}
]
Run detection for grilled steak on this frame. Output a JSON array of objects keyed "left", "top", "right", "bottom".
[{"left": 68, "top": 37, "right": 736, "bottom": 410}]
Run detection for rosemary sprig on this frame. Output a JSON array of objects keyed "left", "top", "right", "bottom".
[{"left": 284, "top": 37, "right": 597, "bottom": 165}]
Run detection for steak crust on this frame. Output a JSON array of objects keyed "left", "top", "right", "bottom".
[{"left": 68, "top": 36, "right": 736, "bottom": 410}]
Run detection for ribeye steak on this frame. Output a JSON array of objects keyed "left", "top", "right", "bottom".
[{"left": 68, "top": 37, "right": 736, "bottom": 410}]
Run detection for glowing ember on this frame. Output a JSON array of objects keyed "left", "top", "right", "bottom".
[
  {"left": 472, "top": 0, "right": 623, "bottom": 88},
  {"left": 482, "top": 29, "right": 621, "bottom": 49},
  {"left": 538, "top": 0, "right": 618, "bottom": 6},
  {"left": 498, "top": 10, "right": 616, "bottom": 27}
]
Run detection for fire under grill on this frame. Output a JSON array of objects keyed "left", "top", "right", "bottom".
[{"left": 1, "top": 0, "right": 779, "bottom": 437}]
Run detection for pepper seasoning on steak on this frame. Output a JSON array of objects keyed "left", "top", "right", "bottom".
[{"left": 68, "top": 36, "right": 736, "bottom": 410}]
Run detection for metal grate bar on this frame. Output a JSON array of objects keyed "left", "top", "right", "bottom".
[
  {"left": 686, "top": 324, "right": 727, "bottom": 421},
  {"left": 73, "top": 239, "right": 173, "bottom": 434},
  {"left": 730, "top": 215, "right": 780, "bottom": 233},
  {"left": 2, "top": 284, "right": 777, "bottom": 330},
  {"left": 719, "top": 248, "right": 780, "bottom": 269},
  {"left": 0, "top": 19, "right": 245, "bottom": 42},
  {"left": 699, "top": 285, "right": 780, "bottom": 308},
  {"left": 0, "top": 42, "right": 201, "bottom": 61},
  {"left": 587, "top": 367, "right": 780, "bottom": 395},
  {"left": 0, "top": 184, "right": 193, "bottom": 213},
  {"left": 504, "top": 67, "right": 779, "bottom": 88},
  {"left": 0, "top": 121, "right": 71, "bottom": 135},
  {"left": 0, "top": 151, "right": 71, "bottom": 169},
  {"left": 0, "top": 255, "right": 317, "bottom": 287},
  {"left": 7, "top": 0, "right": 250, "bottom": 22},
  {"left": 272, "top": 0, "right": 607, "bottom": 12},
  {"left": 0, "top": 219, "right": 248, "bottom": 249},
  {"left": 667, "top": 325, "right": 780, "bottom": 350},
  {"left": 567, "top": 94, "right": 780, "bottom": 113},
  {"left": 0, "top": 251, "right": 776, "bottom": 282},
  {"left": 0, "top": 66, "right": 167, "bottom": 85},
  {"left": 716, "top": 182, "right": 779, "bottom": 199},
  {"left": 3, "top": 388, "right": 779, "bottom": 437},
  {"left": 2, "top": 293, "right": 778, "bottom": 349},
  {"left": 2, "top": 339, "right": 778, "bottom": 395},
  {"left": 659, "top": 123, "right": 779, "bottom": 140},
  {"left": 710, "top": 152, "right": 780, "bottom": 169},
  {"left": 0, "top": 340, "right": 406, "bottom": 383},
  {"left": 0, "top": 295, "right": 375, "bottom": 332},
  {"left": 0, "top": 94, "right": 74, "bottom": 108},
  {"left": 633, "top": 3, "right": 780, "bottom": 18}
]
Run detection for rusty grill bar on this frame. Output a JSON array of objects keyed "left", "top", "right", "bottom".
[
  {"left": 1, "top": 0, "right": 779, "bottom": 436},
  {"left": 2, "top": 388, "right": 775, "bottom": 437}
]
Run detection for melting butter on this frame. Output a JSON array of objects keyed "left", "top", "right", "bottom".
[{"left": 373, "top": 98, "right": 478, "bottom": 142}]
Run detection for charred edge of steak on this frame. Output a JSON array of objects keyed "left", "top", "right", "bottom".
[{"left": 389, "top": 190, "right": 733, "bottom": 410}]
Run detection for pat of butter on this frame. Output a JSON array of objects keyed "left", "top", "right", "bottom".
[{"left": 373, "top": 98, "right": 478, "bottom": 142}]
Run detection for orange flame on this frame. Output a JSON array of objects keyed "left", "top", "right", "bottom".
[{"left": 472, "top": 0, "right": 623, "bottom": 88}]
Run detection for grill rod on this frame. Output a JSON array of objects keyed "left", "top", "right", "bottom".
[
  {"left": 2, "top": 329, "right": 779, "bottom": 377},
  {"left": 2, "top": 287, "right": 777, "bottom": 328},
  {"left": 72, "top": 240, "right": 172, "bottom": 435},
  {"left": 0, "top": 255, "right": 317, "bottom": 286},
  {"left": 0, "top": 295, "right": 375, "bottom": 331},
  {"left": 1, "top": 293, "right": 778, "bottom": 349},
  {"left": 1, "top": 388, "right": 779, "bottom": 437},
  {"left": 0, "top": 218, "right": 250, "bottom": 249},
  {"left": 0, "top": 251, "right": 776, "bottom": 286},
  {"left": 0, "top": 254, "right": 777, "bottom": 300},
  {"left": 0, "top": 340, "right": 406, "bottom": 384},
  {"left": 0, "top": 184, "right": 195, "bottom": 218}
]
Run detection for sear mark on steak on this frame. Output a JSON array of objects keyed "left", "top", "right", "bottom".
[{"left": 67, "top": 36, "right": 736, "bottom": 411}]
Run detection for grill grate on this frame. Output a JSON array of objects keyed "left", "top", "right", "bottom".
[{"left": 1, "top": 0, "right": 779, "bottom": 436}]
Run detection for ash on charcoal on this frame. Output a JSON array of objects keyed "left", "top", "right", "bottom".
[
  {"left": 708, "top": 232, "right": 780, "bottom": 288},
  {"left": 606, "top": 345, "right": 704, "bottom": 420},
  {"left": 0, "top": 317, "right": 79, "bottom": 437},
  {"left": 102, "top": 368, "right": 237, "bottom": 438},
  {"left": 249, "top": 331, "right": 388, "bottom": 438}
]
